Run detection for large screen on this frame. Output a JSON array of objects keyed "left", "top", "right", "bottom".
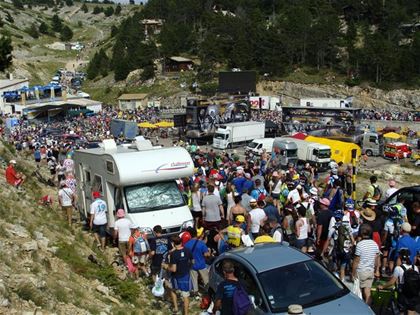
[{"left": 218, "top": 71, "right": 256, "bottom": 93}]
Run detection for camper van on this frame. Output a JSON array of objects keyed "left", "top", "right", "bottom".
[
  {"left": 73, "top": 138, "right": 194, "bottom": 236},
  {"left": 245, "top": 138, "right": 275, "bottom": 155}
]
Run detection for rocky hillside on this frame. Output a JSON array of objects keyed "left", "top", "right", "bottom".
[{"left": 0, "top": 140, "right": 171, "bottom": 315}]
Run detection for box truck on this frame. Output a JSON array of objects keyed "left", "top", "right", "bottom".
[
  {"left": 299, "top": 97, "right": 352, "bottom": 108},
  {"left": 305, "top": 136, "right": 361, "bottom": 164},
  {"left": 73, "top": 138, "right": 194, "bottom": 236},
  {"left": 270, "top": 138, "right": 298, "bottom": 168},
  {"left": 213, "top": 121, "right": 265, "bottom": 149},
  {"left": 110, "top": 119, "right": 138, "bottom": 140},
  {"left": 282, "top": 137, "right": 331, "bottom": 170},
  {"left": 245, "top": 138, "right": 275, "bottom": 155}
]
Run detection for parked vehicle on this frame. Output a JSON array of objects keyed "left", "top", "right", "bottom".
[
  {"left": 378, "top": 185, "right": 420, "bottom": 222},
  {"left": 245, "top": 138, "right": 275, "bottom": 155},
  {"left": 299, "top": 97, "right": 352, "bottom": 108},
  {"left": 73, "top": 138, "right": 194, "bottom": 236},
  {"left": 208, "top": 244, "right": 374, "bottom": 315},
  {"left": 323, "top": 131, "right": 383, "bottom": 157},
  {"left": 213, "top": 121, "right": 265, "bottom": 149},
  {"left": 305, "top": 136, "right": 361, "bottom": 164},
  {"left": 384, "top": 142, "right": 412, "bottom": 160},
  {"left": 110, "top": 119, "right": 138, "bottom": 140},
  {"left": 271, "top": 138, "right": 298, "bottom": 168},
  {"left": 282, "top": 137, "right": 331, "bottom": 171}
]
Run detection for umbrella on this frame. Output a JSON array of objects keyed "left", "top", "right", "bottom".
[
  {"left": 138, "top": 122, "right": 157, "bottom": 128},
  {"left": 155, "top": 121, "right": 174, "bottom": 128},
  {"left": 383, "top": 132, "right": 402, "bottom": 140}
]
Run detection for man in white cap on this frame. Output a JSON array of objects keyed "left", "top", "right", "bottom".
[
  {"left": 113, "top": 209, "right": 132, "bottom": 259},
  {"left": 5, "top": 160, "right": 25, "bottom": 189},
  {"left": 58, "top": 180, "right": 75, "bottom": 226}
]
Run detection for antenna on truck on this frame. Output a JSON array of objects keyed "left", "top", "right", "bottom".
[{"left": 102, "top": 139, "right": 117, "bottom": 151}]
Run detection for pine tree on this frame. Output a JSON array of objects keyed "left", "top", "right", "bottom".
[
  {"left": 0, "top": 36, "right": 13, "bottom": 72},
  {"left": 39, "top": 21, "right": 49, "bottom": 34},
  {"left": 51, "top": 14, "right": 62, "bottom": 32},
  {"left": 81, "top": 3, "right": 88, "bottom": 13},
  {"left": 115, "top": 4, "right": 122, "bottom": 15},
  {"left": 60, "top": 25, "right": 73, "bottom": 41},
  {"left": 104, "top": 6, "right": 114, "bottom": 17}
]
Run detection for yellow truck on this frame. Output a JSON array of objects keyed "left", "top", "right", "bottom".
[{"left": 305, "top": 136, "right": 361, "bottom": 164}]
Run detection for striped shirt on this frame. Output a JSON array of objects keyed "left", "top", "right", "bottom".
[{"left": 355, "top": 239, "right": 379, "bottom": 272}]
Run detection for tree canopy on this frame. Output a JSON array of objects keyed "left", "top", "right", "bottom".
[{"left": 0, "top": 36, "right": 13, "bottom": 72}]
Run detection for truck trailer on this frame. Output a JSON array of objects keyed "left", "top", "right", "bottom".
[
  {"left": 73, "top": 138, "right": 194, "bottom": 236},
  {"left": 110, "top": 119, "right": 138, "bottom": 140},
  {"left": 282, "top": 137, "right": 331, "bottom": 170},
  {"left": 305, "top": 136, "right": 361, "bottom": 164},
  {"left": 299, "top": 97, "right": 352, "bottom": 108},
  {"left": 213, "top": 121, "right": 265, "bottom": 149}
]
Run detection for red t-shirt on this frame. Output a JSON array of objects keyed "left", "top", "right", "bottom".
[{"left": 5, "top": 165, "right": 18, "bottom": 185}]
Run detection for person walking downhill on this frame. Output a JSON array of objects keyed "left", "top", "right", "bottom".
[
  {"left": 58, "top": 181, "right": 75, "bottom": 226},
  {"left": 89, "top": 191, "right": 108, "bottom": 251},
  {"left": 113, "top": 209, "right": 132, "bottom": 261}
]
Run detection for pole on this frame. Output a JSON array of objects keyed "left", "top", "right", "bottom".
[{"left": 351, "top": 149, "right": 357, "bottom": 200}]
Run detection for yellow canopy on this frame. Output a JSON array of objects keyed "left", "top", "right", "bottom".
[
  {"left": 383, "top": 132, "right": 402, "bottom": 140},
  {"left": 155, "top": 121, "right": 174, "bottom": 128},
  {"left": 138, "top": 122, "right": 157, "bottom": 128}
]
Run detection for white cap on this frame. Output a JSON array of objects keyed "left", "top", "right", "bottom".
[{"left": 9, "top": 160, "right": 16, "bottom": 164}]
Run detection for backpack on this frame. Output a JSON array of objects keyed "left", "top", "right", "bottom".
[
  {"left": 349, "top": 211, "right": 358, "bottom": 229},
  {"left": 329, "top": 189, "right": 343, "bottom": 211},
  {"left": 372, "top": 184, "right": 382, "bottom": 201},
  {"left": 257, "top": 188, "right": 266, "bottom": 202},
  {"left": 232, "top": 284, "right": 253, "bottom": 315},
  {"left": 401, "top": 265, "right": 420, "bottom": 298},
  {"left": 336, "top": 224, "right": 351, "bottom": 254},
  {"left": 133, "top": 234, "right": 149, "bottom": 254}
]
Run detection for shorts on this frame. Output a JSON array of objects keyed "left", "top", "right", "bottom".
[
  {"left": 398, "top": 293, "right": 419, "bottom": 312},
  {"left": 50, "top": 169, "right": 56, "bottom": 175},
  {"left": 271, "top": 193, "right": 280, "bottom": 199},
  {"left": 170, "top": 274, "right": 192, "bottom": 297},
  {"left": 203, "top": 220, "right": 220, "bottom": 231},
  {"left": 337, "top": 252, "right": 351, "bottom": 267},
  {"left": 295, "top": 238, "right": 308, "bottom": 250},
  {"left": 62, "top": 205, "right": 73, "bottom": 216},
  {"left": 35, "top": 158, "right": 41, "bottom": 163},
  {"left": 118, "top": 241, "right": 128, "bottom": 257},
  {"left": 191, "top": 211, "right": 202, "bottom": 219},
  {"left": 133, "top": 253, "right": 147, "bottom": 265},
  {"left": 357, "top": 269, "right": 374, "bottom": 289},
  {"left": 93, "top": 224, "right": 107, "bottom": 238}
]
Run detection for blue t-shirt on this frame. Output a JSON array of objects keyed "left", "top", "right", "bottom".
[
  {"left": 396, "top": 235, "right": 418, "bottom": 263},
  {"left": 264, "top": 204, "right": 281, "bottom": 223},
  {"left": 185, "top": 239, "right": 208, "bottom": 271},
  {"left": 233, "top": 177, "right": 246, "bottom": 195},
  {"left": 243, "top": 180, "right": 254, "bottom": 193},
  {"left": 34, "top": 150, "right": 41, "bottom": 160}
]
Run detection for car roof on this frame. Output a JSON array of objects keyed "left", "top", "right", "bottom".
[{"left": 224, "top": 243, "right": 310, "bottom": 273}]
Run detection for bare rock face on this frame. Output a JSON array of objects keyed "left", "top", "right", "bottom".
[{"left": 21, "top": 241, "right": 38, "bottom": 252}]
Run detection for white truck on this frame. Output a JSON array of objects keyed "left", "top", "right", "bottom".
[
  {"left": 249, "top": 96, "right": 281, "bottom": 111},
  {"left": 213, "top": 121, "right": 265, "bottom": 149},
  {"left": 73, "top": 138, "right": 194, "bottom": 236},
  {"left": 299, "top": 97, "right": 352, "bottom": 108},
  {"left": 245, "top": 138, "right": 275, "bottom": 155},
  {"left": 282, "top": 137, "right": 331, "bottom": 171}
]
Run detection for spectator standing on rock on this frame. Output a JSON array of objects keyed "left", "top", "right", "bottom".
[
  {"left": 58, "top": 181, "right": 75, "bottom": 226},
  {"left": 90, "top": 191, "right": 108, "bottom": 251}
]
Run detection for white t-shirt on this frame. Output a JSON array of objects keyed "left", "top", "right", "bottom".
[
  {"left": 250, "top": 208, "right": 266, "bottom": 234},
  {"left": 272, "top": 229, "right": 283, "bottom": 242},
  {"left": 393, "top": 264, "right": 419, "bottom": 284},
  {"left": 58, "top": 187, "right": 74, "bottom": 207},
  {"left": 90, "top": 199, "right": 108, "bottom": 225},
  {"left": 386, "top": 187, "right": 398, "bottom": 199},
  {"left": 287, "top": 189, "right": 301, "bottom": 204},
  {"left": 114, "top": 218, "right": 132, "bottom": 242}
]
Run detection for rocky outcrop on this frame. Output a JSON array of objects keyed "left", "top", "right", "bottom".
[{"left": 258, "top": 81, "right": 420, "bottom": 110}]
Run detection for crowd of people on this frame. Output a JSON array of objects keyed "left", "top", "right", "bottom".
[
  {"left": 2, "top": 108, "right": 420, "bottom": 315},
  {"left": 361, "top": 109, "right": 418, "bottom": 122}
]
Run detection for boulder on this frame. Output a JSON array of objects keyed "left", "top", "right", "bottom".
[
  {"left": 96, "top": 284, "right": 109, "bottom": 296},
  {"left": 22, "top": 241, "right": 38, "bottom": 252}
]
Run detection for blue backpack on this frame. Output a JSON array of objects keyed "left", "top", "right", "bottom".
[
  {"left": 233, "top": 285, "right": 253, "bottom": 315},
  {"left": 133, "top": 234, "right": 149, "bottom": 254}
]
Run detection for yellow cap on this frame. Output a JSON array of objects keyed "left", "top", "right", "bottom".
[
  {"left": 235, "top": 215, "right": 245, "bottom": 223},
  {"left": 197, "top": 227, "right": 204, "bottom": 237}
]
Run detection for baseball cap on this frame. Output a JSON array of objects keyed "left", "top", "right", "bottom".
[
  {"left": 116, "top": 209, "right": 125, "bottom": 218},
  {"left": 130, "top": 223, "right": 140, "bottom": 229},
  {"left": 319, "top": 198, "right": 331, "bottom": 207},
  {"left": 309, "top": 187, "right": 318, "bottom": 195},
  {"left": 402, "top": 222, "right": 412, "bottom": 233},
  {"left": 9, "top": 160, "right": 16, "bottom": 164},
  {"left": 235, "top": 215, "right": 245, "bottom": 223},
  {"left": 92, "top": 191, "right": 101, "bottom": 199},
  {"left": 249, "top": 198, "right": 257, "bottom": 204},
  {"left": 245, "top": 173, "right": 251, "bottom": 179}
]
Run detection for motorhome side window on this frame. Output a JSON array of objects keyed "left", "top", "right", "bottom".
[
  {"left": 85, "top": 170, "right": 91, "bottom": 183},
  {"left": 93, "top": 175, "right": 103, "bottom": 194},
  {"left": 106, "top": 160, "right": 114, "bottom": 174}
]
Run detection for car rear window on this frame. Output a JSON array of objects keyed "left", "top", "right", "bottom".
[{"left": 258, "top": 260, "right": 348, "bottom": 312}]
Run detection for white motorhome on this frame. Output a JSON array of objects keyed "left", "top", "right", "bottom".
[
  {"left": 245, "top": 138, "right": 275, "bottom": 155},
  {"left": 299, "top": 97, "right": 353, "bottom": 108},
  {"left": 282, "top": 137, "right": 331, "bottom": 171},
  {"left": 73, "top": 138, "right": 194, "bottom": 236}
]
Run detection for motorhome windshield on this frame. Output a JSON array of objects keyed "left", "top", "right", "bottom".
[
  {"left": 317, "top": 149, "right": 331, "bottom": 159},
  {"left": 125, "top": 181, "right": 185, "bottom": 213},
  {"left": 287, "top": 149, "right": 298, "bottom": 157},
  {"left": 214, "top": 132, "right": 228, "bottom": 140}
]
